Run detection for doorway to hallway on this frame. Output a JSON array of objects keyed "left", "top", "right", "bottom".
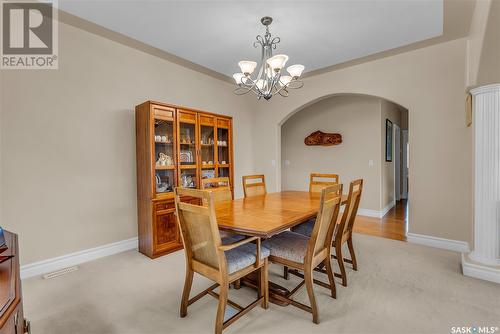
[{"left": 353, "top": 200, "right": 408, "bottom": 241}]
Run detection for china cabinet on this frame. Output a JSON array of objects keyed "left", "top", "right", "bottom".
[{"left": 135, "top": 101, "right": 233, "bottom": 258}]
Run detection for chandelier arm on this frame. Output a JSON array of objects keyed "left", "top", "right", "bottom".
[
  {"left": 254, "top": 35, "right": 264, "bottom": 48},
  {"left": 273, "top": 82, "right": 289, "bottom": 96},
  {"left": 278, "top": 88, "right": 289, "bottom": 97},
  {"left": 286, "top": 79, "right": 304, "bottom": 90}
]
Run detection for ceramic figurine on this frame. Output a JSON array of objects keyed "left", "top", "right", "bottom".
[
  {"left": 156, "top": 152, "right": 167, "bottom": 166},
  {"left": 165, "top": 155, "right": 173, "bottom": 166}
]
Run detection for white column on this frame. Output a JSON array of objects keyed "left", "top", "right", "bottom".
[{"left": 462, "top": 83, "right": 500, "bottom": 284}]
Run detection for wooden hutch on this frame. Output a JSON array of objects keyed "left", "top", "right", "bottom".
[{"left": 135, "top": 101, "right": 234, "bottom": 258}]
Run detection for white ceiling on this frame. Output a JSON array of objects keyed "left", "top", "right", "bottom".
[{"left": 59, "top": 0, "right": 443, "bottom": 77}]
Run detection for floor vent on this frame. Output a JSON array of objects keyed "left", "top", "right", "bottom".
[{"left": 42, "top": 266, "right": 79, "bottom": 279}]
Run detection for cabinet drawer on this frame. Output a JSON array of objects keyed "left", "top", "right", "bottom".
[
  {"left": 178, "top": 110, "right": 196, "bottom": 123},
  {"left": 154, "top": 106, "right": 174, "bottom": 120},
  {"left": 155, "top": 200, "right": 175, "bottom": 212},
  {"left": 199, "top": 115, "right": 215, "bottom": 126},
  {"left": 217, "top": 118, "right": 230, "bottom": 128}
]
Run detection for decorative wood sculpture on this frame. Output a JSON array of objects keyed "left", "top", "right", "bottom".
[{"left": 304, "top": 131, "right": 342, "bottom": 146}]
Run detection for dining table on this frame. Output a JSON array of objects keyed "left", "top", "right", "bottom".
[{"left": 213, "top": 190, "right": 348, "bottom": 306}]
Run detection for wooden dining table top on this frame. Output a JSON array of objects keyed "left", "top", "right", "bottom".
[{"left": 215, "top": 191, "right": 348, "bottom": 238}]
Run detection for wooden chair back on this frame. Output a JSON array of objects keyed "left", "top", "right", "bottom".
[
  {"left": 242, "top": 174, "right": 266, "bottom": 198},
  {"left": 307, "top": 184, "right": 343, "bottom": 265},
  {"left": 174, "top": 187, "right": 225, "bottom": 275},
  {"left": 201, "top": 177, "right": 232, "bottom": 203},
  {"left": 336, "top": 179, "right": 363, "bottom": 244},
  {"left": 309, "top": 173, "right": 339, "bottom": 193}
]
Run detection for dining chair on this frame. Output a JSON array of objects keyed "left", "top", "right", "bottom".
[
  {"left": 309, "top": 173, "right": 340, "bottom": 193},
  {"left": 174, "top": 187, "right": 269, "bottom": 334},
  {"left": 201, "top": 177, "right": 244, "bottom": 244},
  {"left": 201, "top": 177, "right": 233, "bottom": 203},
  {"left": 263, "top": 184, "right": 342, "bottom": 324},
  {"left": 330, "top": 179, "right": 363, "bottom": 286},
  {"left": 291, "top": 173, "right": 341, "bottom": 243},
  {"left": 242, "top": 174, "right": 266, "bottom": 198}
]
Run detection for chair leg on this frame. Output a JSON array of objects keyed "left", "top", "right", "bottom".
[
  {"left": 259, "top": 259, "right": 269, "bottom": 309},
  {"left": 283, "top": 266, "right": 289, "bottom": 280},
  {"left": 304, "top": 268, "right": 319, "bottom": 324},
  {"left": 336, "top": 244, "right": 347, "bottom": 287},
  {"left": 234, "top": 279, "right": 241, "bottom": 289},
  {"left": 347, "top": 238, "right": 358, "bottom": 271},
  {"left": 324, "top": 258, "right": 336, "bottom": 299},
  {"left": 180, "top": 268, "right": 194, "bottom": 317},
  {"left": 215, "top": 282, "right": 229, "bottom": 334}
]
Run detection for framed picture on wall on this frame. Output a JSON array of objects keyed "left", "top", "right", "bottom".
[{"left": 385, "top": 119, "right": 393, "bottom": 162}]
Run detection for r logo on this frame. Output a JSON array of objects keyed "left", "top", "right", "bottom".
[{"left": 2, "top": 2, "right": 53, "bottom": 54}]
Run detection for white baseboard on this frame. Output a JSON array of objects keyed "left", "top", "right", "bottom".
[
  {"left": 357, "top": 208, "right": 382, "bottom": 218},
  {"left": 462, "top": 253, "right": 500, "bottom": 284},
  {"left": 357, "top": 200, "right": 396, "bottom": 219},
  {"left": 407, "top": 233, "right": 470, "bottom": 253},
  {"left": 21, "top": 237, "right": 138, "bottom": 279}
]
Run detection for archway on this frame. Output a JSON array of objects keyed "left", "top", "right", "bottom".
[{"left": 278, "top": 93, "right": 409, "bottom": 241}]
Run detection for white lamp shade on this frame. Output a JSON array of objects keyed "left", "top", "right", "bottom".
[
  {"left": 280, "top": 75, "right": 292, "bottom": 86},
  {"left": 267, "top": 54, "right": 289, "bottom": 72},
  {"left": 233, "top": 73, "right": 245, "bottom": 84},
  {"left": 256, "top": 79, "right": 265, "bottom": 90},
  {"left": 287, "top": 64, "right": 305, "bottom": 78},
  {"left": 238, "top": 61, "right": 257, "bottom": 75}
]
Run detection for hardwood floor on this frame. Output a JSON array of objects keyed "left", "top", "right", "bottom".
[{"left": 353, "top": 200, "right": 408, "bottom": 241}]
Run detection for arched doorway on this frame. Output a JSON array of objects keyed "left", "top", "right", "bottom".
[{"left": 279, "top": 93, "right": 409, "bottom": 241}]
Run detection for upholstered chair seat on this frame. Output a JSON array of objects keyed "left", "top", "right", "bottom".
[
  {"left": 225, "top": 243, "right": 270, "bottom": 274},
  {"left": 291, "top": 219, "right": 315, "bottom": 237},
  {"left": 221, "top": 233, "right": 246, "bottom": 245},
  {"left": 263, "top": 231, "right": 309, "bottom": 264}
]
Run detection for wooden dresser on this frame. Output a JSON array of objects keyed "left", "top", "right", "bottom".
[
  {"left": 0, "top": 231, "right": 29, "bottom": 334},
  {"left": 136, "top": 101, "right": 234, "bottom": 258}
]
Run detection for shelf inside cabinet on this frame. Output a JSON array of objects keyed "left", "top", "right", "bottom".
[
  {"left": 155, "top": 165, "right": 175, "bottom": 170},
  {"left": 179, "top": 164, "right": 197, "bottom": 169}
]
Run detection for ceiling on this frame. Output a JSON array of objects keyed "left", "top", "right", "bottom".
[{"left": 59, "top": 0, "right": 444, "bottom": 78}]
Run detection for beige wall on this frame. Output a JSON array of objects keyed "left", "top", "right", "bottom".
[
  {"left": 476, "top": 0, "right": 500, "bottom": 85},
  {"left": 0, "top": 22, "right": 256, "bottom": 265},
  {"left": 467, "top": 0, "right": 500, "bottom": 86},
  {"left": 380, "top": 100, "right": 406, "bottom": 209},
  {"left": 252, "top": 38, "right": 472, "bottom": 243},
  {"left": 281, "top": 95, "right": 382, "bottom": 211}
]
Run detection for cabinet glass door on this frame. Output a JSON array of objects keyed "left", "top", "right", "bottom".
[
  {"left": 154, "top": 118, "right": 175, "bottom": 195},
  {"left": 178, "top": 111, "right": 198, "bottom": 189},
  {"left": 200, "top": 120, "right": 216, "bottom": 182},
  {"left": 216, "top": 124, "right": 230, "bottom": 182}
]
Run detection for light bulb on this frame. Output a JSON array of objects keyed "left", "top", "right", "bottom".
[
  {"left": 238, "top": 61, "right": 257, "bottom": 75},
  {"left": 287, "top": 64, "right": 305, "bottom": 78},
  {"left": 280, "top": 75, "right": 292, "bottom": 86},
  {"left": 233, "top": 73, "right": 246, "bottom": 84},
  {"left": 266, "top": 54, "right": 289, "bottom": 72}
]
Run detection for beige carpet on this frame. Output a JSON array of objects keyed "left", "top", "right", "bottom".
[{"left": 23, "top": 234, "right": 500, "bottom": 334}]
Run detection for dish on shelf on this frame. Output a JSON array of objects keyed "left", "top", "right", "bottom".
[{"left": 180, "top": 151, "right": 193, "bottom": 163}]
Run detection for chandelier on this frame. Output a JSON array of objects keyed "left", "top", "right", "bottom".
[{"left": 233, "top": 16, "right": 304, "bottom": 100}]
